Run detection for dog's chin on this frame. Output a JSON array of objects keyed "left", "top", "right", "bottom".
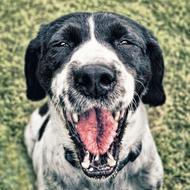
[{"left": 63, "top": 106, "right": 128, "bottom": 179}]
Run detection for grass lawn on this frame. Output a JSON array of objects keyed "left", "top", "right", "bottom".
[{"left": 0, "top": 0, "right": 189, "bottom": 189}]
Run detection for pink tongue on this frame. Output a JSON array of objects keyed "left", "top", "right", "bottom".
[{"left": 76, "top": 108, "right": 118, "bottom": 155}]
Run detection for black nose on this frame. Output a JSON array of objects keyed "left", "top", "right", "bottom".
[{"left": 74, "top": 65, "right": 116, "bottom": 98}]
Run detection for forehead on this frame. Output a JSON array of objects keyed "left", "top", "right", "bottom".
[
  {"left": 93, "top": 14, "right": 146, "bottom": 47},
  {"left": 49, "top": 12, "right": 145, "bottom": 43}
]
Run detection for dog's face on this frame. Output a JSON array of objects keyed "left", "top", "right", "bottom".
[{"left": 25, "top": 12, "right": 165, "bottom": 179}]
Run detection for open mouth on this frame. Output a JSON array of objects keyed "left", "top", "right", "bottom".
[{"left": 64, "top": 107, "right": 128, "bottom": 179}]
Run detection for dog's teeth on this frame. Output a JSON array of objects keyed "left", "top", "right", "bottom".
[
  {"left": 107, "top": 152, "right": 116, "bottom": 167},
  {"left": 81, "top": 152, "right": 90, "bottom": 169},
  {"left": 95, "top": 154, "right": 99, "bottom": 161},
  {"left": 114, "top": 111, "right": 120, "bottom": 121},
  {"left": 120, "top": 110, "right": 125, "bottom": 119},
  {"left": 89, "top": 167, "right": 94, "bottom": 172},
  {"left": 108, "top": 157, "right": 116, "bottom": 167},
  {"left": 81, "top": 160, "right": 90, "bottom": 169},
  {"left": 107, "top": 152, "right": 114, "bottom": 159},
  {"left": 72, "top": 113, "right": 78, "bottom": 123}
]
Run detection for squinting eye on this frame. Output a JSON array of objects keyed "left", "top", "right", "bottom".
[
  {"left": 120, "top": 40, "right": 129, "bottom": 45},
  {"left": 60, "top": 42, "right": 70, "bottom": 47}
]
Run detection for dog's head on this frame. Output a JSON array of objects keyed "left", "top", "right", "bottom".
[{"left": 25, "top": 12, "right": 165, "bottom": 179}]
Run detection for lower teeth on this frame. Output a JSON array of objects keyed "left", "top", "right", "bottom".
[
  {"left": 107, "top": 152, "right": 116, "bottom": 167},
  {"left": 81, "top": 151, "right": 90, "bottom": 169},
  {"left": 81, "top": 151, "right": 116, "bottom": 170},
  {"left": 95, "top": 154, "right": 99, "bottom": 161}
]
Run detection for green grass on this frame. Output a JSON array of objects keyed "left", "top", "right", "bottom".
[{"left": 0, "top": 0, "right": 189, "bottom": 189}]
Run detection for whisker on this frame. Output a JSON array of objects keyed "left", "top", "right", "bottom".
[
  {"left": 134, "top": 91, "right": 142, "bottom": 103},
  {"left": 135, "top": 79, "right": 146, "bottom": 92}
]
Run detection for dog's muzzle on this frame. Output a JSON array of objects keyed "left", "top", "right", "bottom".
[{"left": 61, "top": 64, "right": 130, "bottom": 179}]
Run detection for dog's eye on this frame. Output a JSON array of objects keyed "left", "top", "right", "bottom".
[
  {"left": 59, "top": 42, "right": 70, "bottom": 47},
  {"left": 120, "top": 40, "right": 130, "bottom": 45}
]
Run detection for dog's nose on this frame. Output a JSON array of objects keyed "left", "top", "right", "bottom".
[{"left": 74, "top": 65, "right": 116, "bottom": 98}]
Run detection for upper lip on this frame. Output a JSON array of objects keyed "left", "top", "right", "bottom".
[{"left": 63, "top": 107, "right": 128, "bottom": 179}]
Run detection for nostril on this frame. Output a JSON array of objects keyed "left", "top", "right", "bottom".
[
  {"left": 99, "top": 73, "right": 115, "bottom": 88},
  {"left": 78, "top": 73, "right": 91, "bottom": 87}
]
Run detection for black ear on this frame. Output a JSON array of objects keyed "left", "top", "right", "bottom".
[
  {"left": 25, "top": 28, "right": 46, "bottom": 101},
  {"left": 142, "top": 37, "right": 166, "bottom": 106}
]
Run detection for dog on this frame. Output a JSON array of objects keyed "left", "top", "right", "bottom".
[{"left": 24, "top": 12, "right": 166, "bottom": 190}]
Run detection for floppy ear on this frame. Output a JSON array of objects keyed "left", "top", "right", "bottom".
[
  {"left": 142, "top": 37, "right": 166, "bottom": 106},
  {"left": 25, "top": 28, "right": 46, "bottom": 101}
]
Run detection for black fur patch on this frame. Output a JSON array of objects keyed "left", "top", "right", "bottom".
[
  {"left": 117, "top": 141, "right": 142, "bottom": 172},
  {"left": 38, "top": 115, "right": 50, "bottom": 141},
  {"left": 64, "top": 147, "right": 78, "bottom": 168},
  {"left": 39, "top": 103, "right": 49, "bottom": 116}
]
